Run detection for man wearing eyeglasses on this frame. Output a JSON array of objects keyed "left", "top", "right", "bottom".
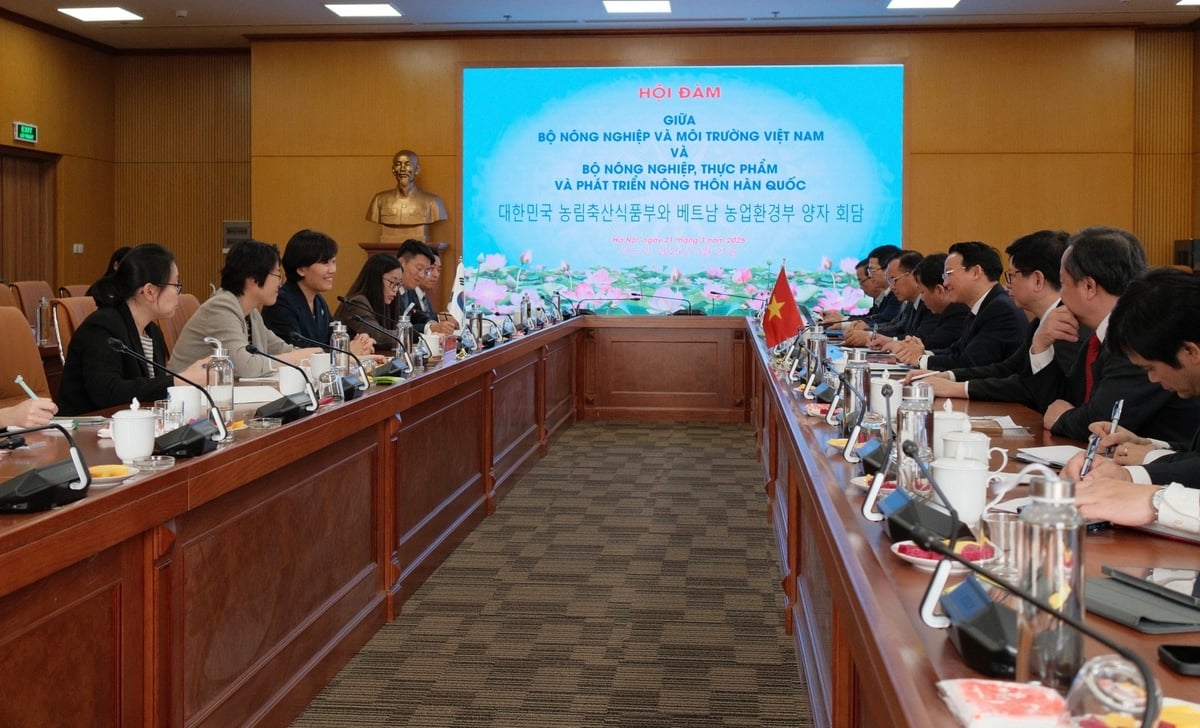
[
  {"left": 852, "top": 250, "right": 970, "bottom": 350},
  {"left": 892, "top": 240, "right": 1027, "bottom": 371},
  {"left": 397, "top": 239, "right": 456, "bottom": 336},
  {"left": 823, "top": 244, "right": 903, "bottom": 331}
]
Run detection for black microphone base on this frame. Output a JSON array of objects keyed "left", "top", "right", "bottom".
[
  {"left": 671, "top": 309, "right": 706, "bottom": 316},
  {"left": 341, "top": 375, "right": 365, "bottom": 401},
  {"left": 0, "top": 460, "right": 88, "bottom": 513},
  {"left": 155, "top": 421, "right": 220, "bottom": 459},
  {"left": 941, "top": 574, "right": 1018, "bottom": 678},
  {"left": 880, "top": 494, "right": 975, "bottom": 544},
  {"left": 373, "top": 358, "right": 411, "bottom": 378},
  {"left": 255, "top": 392, "right": 316, "bottom": 424}
]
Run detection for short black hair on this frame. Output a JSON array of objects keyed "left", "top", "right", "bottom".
[
  {"left": 893, "top": 251, "right": 923, "bottom": 274},
  {"left": 344, "top": 253, "right": 402, "bottom": 323},
  {"left": 91, "top": 243, "right": 175, "bottom": 307},
  {"left": 1062, "top": 226, "right": 1146, "bottom": 297},
  {"left": 1006, "top": 230, "right": 1069, "bottom": 289},
  {"left": 1109, "top": 267, "right": 1200, "bottom": 367},
  {"left": 913, "top": 252, "right": 948, "bottom": 290},
  {"left": 397, "top": 238, "right": 436, "bottom": 266},
  {"left": 220, "top": 240, "right": 280, "bottom": 296},
  {"left": 947, "top": 241, "right": 1003, "bottom": 282},
  {"left": 868, "top": 244, "right": 902, "bottom": 268},
  {"left": 281, "top": 229, "right": 338, "bottom": 282}
]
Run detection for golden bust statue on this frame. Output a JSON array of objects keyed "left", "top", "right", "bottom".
[{"left": 365, "top": 149, "right": 448, "bottom": 243}]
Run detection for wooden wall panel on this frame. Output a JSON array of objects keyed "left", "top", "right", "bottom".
[
  {"left": 1134, "top": 30, "right": 1193, "bottom": 260},
  {"left": 114, "top": 53, "right": 251, "bottom": 293}
]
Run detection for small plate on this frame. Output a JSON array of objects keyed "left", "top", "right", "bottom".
[
  {"left": 849, "top": 474, "right": 898, "bottom": 493},
  {"left": 88, "top": 464, "right": 140, "bottom": 488},
  {"left": 890, "top": 540, "right": 995, "bottom": 575}
]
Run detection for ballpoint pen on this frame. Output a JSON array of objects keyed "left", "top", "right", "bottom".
[
  {"left": 14, "top": 374, "right": 38, "bottom": 400},
  {"left": 1104, "top": 398, "right": 1125, "bottom": 457},
  {"left": 1079, "top": 433, "right": 1101, "bottom": 478}
]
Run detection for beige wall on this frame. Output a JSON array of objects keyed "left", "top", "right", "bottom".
[{"left": 2, "top": 17, "right": 1197, "bottom": 295}]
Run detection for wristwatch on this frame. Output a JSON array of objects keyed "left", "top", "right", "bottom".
[{"left": 1151, "top": 486, "right": 1166, "bottom": 521}]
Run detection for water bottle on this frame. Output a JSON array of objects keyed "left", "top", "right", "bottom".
[
  {"left": 840, "top": 349, "right": 870, "bottom": 438},
  {"left": 329, "top": 320, "right": 351, "bottom": 373},
  {"left": 1016, "top": 475, "right": 1085, "bottom": 693},
  {"left": 521, "top": 292, "right": 532, "bottom": 325},
  {"left": 805, "top": 321, "right": 827, "bottom": 379},
  {"left": 35, "top": 296, "right": 50, "bottom": 345},
  {"left": 896, "top": 381, "right": 934, "bottom": 497},
  {"left": 396, "top": 313, "right": 414, "bottom": 357},
  {"left": 203, "top": 336, "right": 235, "bottom": 436}
]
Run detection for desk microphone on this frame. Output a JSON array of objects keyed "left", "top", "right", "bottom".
[
  {"left": 0, "top": 422, "right": 90, "bottom": 513},
  {"left": 499, "top": 313, "right": 524, "bottom": 339},
  {"left": 831, "top": 363, "right": 871, "bottom": 463},
  {"left": 572, "top": 296, "right": 639, "bottom": 315},
  {"left": 889, "top": 477, "right": 1159, "bottom": 727},
  {"left": 287, "top": 331, "right": 368, "bottom": 399},
  {"left": 336, "top": 295, "right": 397, "bottom": 329},
  {"left": 706, "top": 290, "right": 766, "bottom": 313},
  {"left": 244, "top": 344, "right": 319, "bottom": 421},
  {"left": 350, "top": 316, "right": 414, "bottom": 375},
  {"left": 631, "top": 291, "right": 702, "bottom": 315},
  {"left": 107, "top": 337, "right": 227, "bottom": 454}
]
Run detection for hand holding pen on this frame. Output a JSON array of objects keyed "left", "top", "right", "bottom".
[{"left": 1103, "top": 398, "right": 1124, "bottom": 457}]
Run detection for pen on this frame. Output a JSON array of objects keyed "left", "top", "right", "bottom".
[
  {"left": 1104, "top": 398, "right": 1124, "bottom": 457},
  {"left": 1079, "top": 433, "right": 1101, "bottom": 478},
  {"left": 14, "top": 374, "right": 38, "bottom": 400},
  {"left": 909, "top": 371, "right": 939, "bottom": 381}
]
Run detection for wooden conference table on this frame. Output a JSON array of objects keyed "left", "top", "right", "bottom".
[
  {"left": 749, "top": 332, "right": 1200, "bottom": 726},
  {"left": 0, "top": 315, "right": 1194, "bottom": 727}
]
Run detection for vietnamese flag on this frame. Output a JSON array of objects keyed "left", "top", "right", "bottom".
[{"left": 763, "top": 266, "right": 802, "bottom": 347}]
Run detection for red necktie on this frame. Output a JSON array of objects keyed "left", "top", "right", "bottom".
[{"left": 1083, "top": 334, "right": 1101, "bottom": 401}]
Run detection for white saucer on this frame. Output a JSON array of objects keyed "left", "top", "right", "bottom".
[
  {"left": 88, "top": 465, "right": 140, "bottom": 488},
  {"left": 890, "top": 540, "right": 995, "bottom": 575}
]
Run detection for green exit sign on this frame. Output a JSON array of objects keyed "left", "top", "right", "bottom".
[{"left": 13, "top": 122, "right": 37, "bottom": 144}]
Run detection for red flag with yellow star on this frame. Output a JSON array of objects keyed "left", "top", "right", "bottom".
[{"left": 763, "top": 266, "right": 802, "bottom": 348}]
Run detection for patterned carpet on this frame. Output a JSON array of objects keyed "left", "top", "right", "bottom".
[{"left": 291, "top": 422, "right": 810, "bottom": 727}]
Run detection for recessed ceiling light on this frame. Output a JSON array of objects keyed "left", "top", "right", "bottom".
[
  {"left": 887, "top": 0, "right": 960, "bottom": 8},
  {"left": 604, "top": 1, "right": 672, "bottom": 13},
  {"left": 325, "top": 4, "right": 402, "bottom": 18},
  {"left": 58, "top": 7, "right": 143, "bottom": 22}
]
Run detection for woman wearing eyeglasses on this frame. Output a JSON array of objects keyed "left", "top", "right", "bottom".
[
  {"left": 58, "top": 243, "right": 210, "bottom": 415},
  {"left": 172, "top": 240, "right": 324, "bottom": 378},
  {"left": 334, "top": 253, "right": 405, "bottom": 343}
]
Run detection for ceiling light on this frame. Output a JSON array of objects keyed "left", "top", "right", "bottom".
[
  {"left": 887, "top": 0, "right": 960, "bottom": 8},
  {"left": 58, "top": 7, "right": 143, "bottom": 22},
  {"left": 604, "top": 1, "right": 672, "bottom": 13},
  {"left": 325, "top": 4, "right": 402, "bottom": 18}
]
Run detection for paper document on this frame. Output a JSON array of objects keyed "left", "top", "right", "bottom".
[{"left": 1013, "top": 445, "right": 1085, "bottom": 467}]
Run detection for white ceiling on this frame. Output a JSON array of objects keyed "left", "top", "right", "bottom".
[{"left": 3, "top": 0, "right": 1200, "bottom": 51}]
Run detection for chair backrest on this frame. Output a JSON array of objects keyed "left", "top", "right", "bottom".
[
  {"left": 157, "top": 293, "right": 200, "bottom": 356},
  {"left": 0, "top": 306, "right": 51, "bottom": 407},
  {"left": 8, "top": 280, "right": 56, "bottom": 326},
  {"left": 0, "top": 286, "right": 18, "bottom": 309},
  {"left": 50, "top": 296, "right": 99, "bottom": 364},
  {"left": 58, "top": 284, "right": 90, "bottom": 298}
]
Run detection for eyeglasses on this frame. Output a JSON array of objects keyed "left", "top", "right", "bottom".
[
  {"left": 383, "top": 276, "right": 404, "bottom": 291},
  {"left": 941, "top": 267, "right": 965, "bottom": 281},
  {"left": 267, "top": 271, "right": 283, "bottom": 283},
  {"left": 865, "top": 265, "right": 879, "bottom": 276},
  {"left": 885, "top": 270, "right": 912, "bottom": 286},
  {"left": 1003, "top": 269, "right": 1027, "bottom": 285},
  {"left": 161, "top": 281, "right": 184, "bottom": 293}
]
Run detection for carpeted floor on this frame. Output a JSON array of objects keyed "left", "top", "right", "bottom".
[{"left": 291, "top": 421, "right": 810, "bottom": 727}]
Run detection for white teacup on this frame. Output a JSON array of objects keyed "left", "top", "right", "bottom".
[
  {"left": 933, "top": 409, "right": 972, "bottom": 460},
  {"left": 942, "top": 430, "right": 1008, "bottom": 473},
  {"left": 870, "top": 376, "right": 903, "bottom": 418},
  {"left": 930, "top": 456, "right": 991, "bottom": 527},
  {"left": 278, "top": 366, "right": 309, "bottom": 396},
  {"left": 307, "top": 352, "right": 332, "bottom": 379},
  {"left": 167, "top": 385, "right": 203, "bottom": 424},
  {"left": 111, "top": 408, "right": 157, "bottom": 463},
  {"left": 420, "top": 332, "right": 444, "bottom": 358}
]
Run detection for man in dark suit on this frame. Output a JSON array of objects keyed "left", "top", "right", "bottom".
[
  {"left": 1060, "top": 269, "right": 1200, "bottom": 532},
  {"left": 822, "top": 244, "right": 903, "bottom": 331},
  {"left": 397, "top": 239, "right": 455, "bottom": 336},
  {"left": 910, "top": 230, "right": 1083, "bottom": 407},
  {"left": 858, "top": 251, "right": 969, "bottom": 351},
  {"left": 892, "top": 241, "right": 1028, "bottom": 371},
  {"left": 1035, "top": 227, "right": 1200, "bottom": 443}
]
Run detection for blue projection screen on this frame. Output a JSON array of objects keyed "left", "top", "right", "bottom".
[{"left": 461, "top": 65, "right": 903, "bottom": 316}]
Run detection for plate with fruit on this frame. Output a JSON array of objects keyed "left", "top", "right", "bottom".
[
  {"left": 891, "top": 539, "right": 996, "bottom": 574},
  {"left": 849, "top": 473, "right": 898, "bottom": 493},
  {"left": 87, "top": 464, "right": 140, "bottom": 488}
]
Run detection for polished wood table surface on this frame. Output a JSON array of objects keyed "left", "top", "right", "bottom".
[{"left": 749, "top": 333, "right": 1200, "bottom": 726}]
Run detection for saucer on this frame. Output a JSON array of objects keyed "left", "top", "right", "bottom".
[{"left": 88, "top": 464, "right": 140, "bottom": 488}]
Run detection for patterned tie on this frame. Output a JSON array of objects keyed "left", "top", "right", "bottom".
[{"left": 1083, "top": 334, "right": 1101, "bottom": 401}]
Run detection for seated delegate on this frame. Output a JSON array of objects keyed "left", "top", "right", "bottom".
[
  {"left": 58, "top": 243, "right": 209, "bottom": 416},
  {"left": 334, "top": 253, "right": 405, "bottom": 342},
  {"left": 261, "top": 229, "right": 376, "bottom": 355},
  {"left": 171, "top": 240, "right": 323, "bottom": 378}
]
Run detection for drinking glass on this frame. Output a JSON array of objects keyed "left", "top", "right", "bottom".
[
  {"left": 980, "top": 511, "right": 1020, "bottom": 581},
  {"left": 1065, "top": 654, "right": 1159, "bottom": 726}
]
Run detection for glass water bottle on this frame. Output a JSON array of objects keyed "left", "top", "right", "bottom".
[{"left": 896, "top": 381, "right": 934, "bottom": 497}]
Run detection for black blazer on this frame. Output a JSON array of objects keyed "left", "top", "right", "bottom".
[
  {"left": 1047, "top": 335, "right": 1200, "bottom": 444},
  {"left": 58, "top": 302, "right": 174, "bottom": 416},
  {"left": 1145, "top": 427, "right": 1200, "bottom": 488},
  {"left": 926, "top": 285, "right": 1028, "bottom": 371}
]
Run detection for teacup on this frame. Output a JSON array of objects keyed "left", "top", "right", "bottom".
[{"left": 942, "top": 430, "right": 1008, "bottom": 473}]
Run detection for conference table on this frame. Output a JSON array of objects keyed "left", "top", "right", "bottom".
[
  {"left": 749, "top": 331, "right": 1200, "bottom": 726},
  {"left": 0, "top": 315, "right": 1195, "bottom": 727}
]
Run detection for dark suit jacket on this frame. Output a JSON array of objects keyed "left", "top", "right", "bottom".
[
  {"left": 926, "top": 285, "right": 1028, "bottom": 371},
  {"left": 910, "top": 301, "right": 971, "bottom": 352},
  {"left": 1045, "top": 335, "right": 1200, "bottom": 443},
  {"left": 262, "top": 280, "right": 332, "bottom": 347},
  {"left": 1144, "top": 427, "right": 1200, "bottom": 488},
  {"left": 401, "top": 289, "right": 437, "bottom": 333},
  {"left": 864, "top": 290, "right": 902, "bottom": 326},
  {"left": 58, "top": 302, "right": 173, "bottom": 416}
]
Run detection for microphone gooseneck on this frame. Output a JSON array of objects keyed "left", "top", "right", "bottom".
[
  {"left": 901, "top": 439, "right": 959, "bottom": 551},
  {"left": 350, "top": 315, "right": 415, "bottom": 372},
  {"left": 633, "top": 291, "right": 697, "bottom": 315},
  {"left": 337, "top": 295, "right": 397, "bottom": 329},
  {"left": 245, "top": 344, "right": 319, "bottom": 411},
  {"left": 287, "top": 331, "right": 368, "bottom": 392},
  {"left": 107, "top": 337, "right": 228, "bottom": 442}
]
